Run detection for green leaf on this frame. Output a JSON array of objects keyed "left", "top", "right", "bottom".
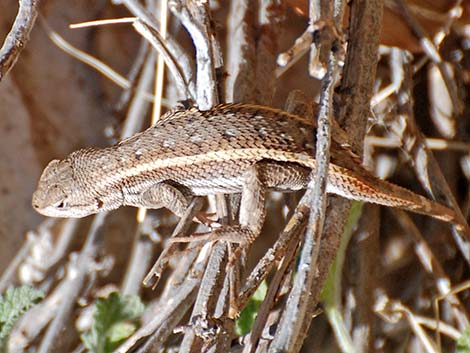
[
  {"left": 108, "top": 322, "right": 137, "bottom": 344},
  {"left": 457, "top": 327, "right": 470, "bottom": 353},
  {"left": 235, "top": 280, "right": 267, "bottom": 336},
  {"left": 0, "top": 286, "right": 44, "bottom": 351},
  {"left": 81, "top": 292, "right": 144, "bottom": 353}
]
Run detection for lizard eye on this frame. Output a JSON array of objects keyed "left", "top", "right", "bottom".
[{"left": 54, "top": 201, "right": 66, "bottom": 209}]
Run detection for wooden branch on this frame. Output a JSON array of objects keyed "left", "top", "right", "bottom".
[{"left": 0, "top": 0, "right": 40, "bottom": 81}]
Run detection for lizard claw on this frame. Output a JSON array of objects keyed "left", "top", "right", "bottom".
[
  {"left": 170, "top": 231, "right": 214, "bottom": 244},
  {"left": 170, "top": 226, "right": 251, "bottom": 244},
  {"left": 193, "top": 211, "right": 219, "bottom": 227}
]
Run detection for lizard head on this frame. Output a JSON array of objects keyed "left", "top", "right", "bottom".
[{"left": 32, "top": 158, "right": 99, "bottom": 218}]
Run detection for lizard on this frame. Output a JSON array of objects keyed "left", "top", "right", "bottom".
[{"left": 32, "top": 103, "right": 466, "bottom": 246}]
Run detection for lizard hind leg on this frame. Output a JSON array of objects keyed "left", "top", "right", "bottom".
[
  {"left": 170, "top": 162, "right": 310, "bottom": 250},
  {"left": 202, "top": 161, "right": 310, "bottom": 246},
  {"left": 170, "top": 164, "right": 267, "bottom": 247}
]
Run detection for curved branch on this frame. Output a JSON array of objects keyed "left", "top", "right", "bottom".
[{"left": 0, "top": 0, "right": 40, "bottom": 81}]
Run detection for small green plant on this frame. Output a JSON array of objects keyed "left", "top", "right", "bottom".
[
  {"left": 0, "top": 285, "right": 44, "bottom": 353},
  {"left": 81, "top": 292, "right": 144, "bottom": 353},
  {"left": 457, "top": 327, "right": 470, "bottom": 353},
  {"left": 235, "top": 280, "right": 267, "bottom": 336}
]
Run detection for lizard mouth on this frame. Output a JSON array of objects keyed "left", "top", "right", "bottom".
[
  {"left": 33, "top": 204, "right": 95, "bottom": 218},
  {"left": 32, "top": 191, "right": 96, "bottom": 218}
]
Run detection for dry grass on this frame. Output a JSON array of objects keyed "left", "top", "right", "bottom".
[{"left": 0, "top": 0, "right": 470, "bottom": 352}]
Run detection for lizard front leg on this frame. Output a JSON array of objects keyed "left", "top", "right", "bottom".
[
  {"left": 123, "top": 181, "right": 190, "bottom": 216},
  {"left": 123, "top": 181, "right": 216, "bottom": 226}
]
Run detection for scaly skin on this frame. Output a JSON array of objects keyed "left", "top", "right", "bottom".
[{"left": 32, "top": 104, "right": 461, "bottom": 232}]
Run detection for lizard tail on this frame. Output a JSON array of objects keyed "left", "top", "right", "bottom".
[{"left": 327, "top": 164, "right": 465, "bottom": 229}]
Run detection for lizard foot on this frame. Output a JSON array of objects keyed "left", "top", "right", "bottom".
[
  {"left": 169, "top": 226, "right": 254, "bottom": 268},
  {"left": 193, "top": 211, "right": 219, "bottom": 227},
  {"left": 170, "top": 226, "right": 253, "bottom": 245}
]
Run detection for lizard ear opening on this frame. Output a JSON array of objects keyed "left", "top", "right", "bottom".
[{"left": 96, "top": 198, "right": 104, "bottom": 209}]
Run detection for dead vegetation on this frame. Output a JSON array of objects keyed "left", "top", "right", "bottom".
[{"left": 1, "top": 0, "right": 470, "bottom": 352}]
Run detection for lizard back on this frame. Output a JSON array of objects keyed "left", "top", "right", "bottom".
[
  {"left": 119, "top": 104, "right": 317, "bottom": 161},
  {"left": 71, "top": 104, "right": 321, "bottom": 196}
]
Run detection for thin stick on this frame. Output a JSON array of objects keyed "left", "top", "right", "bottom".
[
  {"left": 225, "top": 0, "right": 255, "bottom": 102},
  {"left": 152, "top": 0, "right": 169, "bottom": 123},
  {"left": 0, "top": 0, "right": 40, "bottom": 80},
  {"left": 169, "top": 0, "right": 220, "bottom": 108},
  {"left": 41, "top": 18, "right": 160, "bottom": 104},
  {"left": 133, "top": 20, "right": 192, "bottom": 100},
  {"left": 393, "top": 209, "right": 469, "bottom": 329},
  {"left": 69, "top": 17, "right": 137, "bottom": 28},
  {"left": 36, "top": 213, "right": 108, "bottom": 353},
  {"left": 112, "top": 0, "right": 196, "bottom": 96},
  {"left": 393, "top": 50, "right": 470, "bottom": 262},
  {"left": 143, "top": 197, "right": 204, "bottom": 287},
  {"left": 366, "top": 136, "right": 470, "bottom": 152},
  {"left": 269, "top": 4, "right": 338, "bottom": 349},
  {"left": 392, "top": 0, "right": 463, "bottom": 115}
]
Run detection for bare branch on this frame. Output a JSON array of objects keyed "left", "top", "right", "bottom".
[
  {"left": 225, "top": 0, "right": 256, "bottom": 102},
  {"left": 169, "top": 0, "right": 220, "bottom": 108},
  {"left": 133, "top": 20, "right": 193, "bottom": 100},
  {"left": 0, "top": 0, "right": 39, "bottom": 81},
  {"left": 36, "top": 213, "right": 108, "bottom": 353}
]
